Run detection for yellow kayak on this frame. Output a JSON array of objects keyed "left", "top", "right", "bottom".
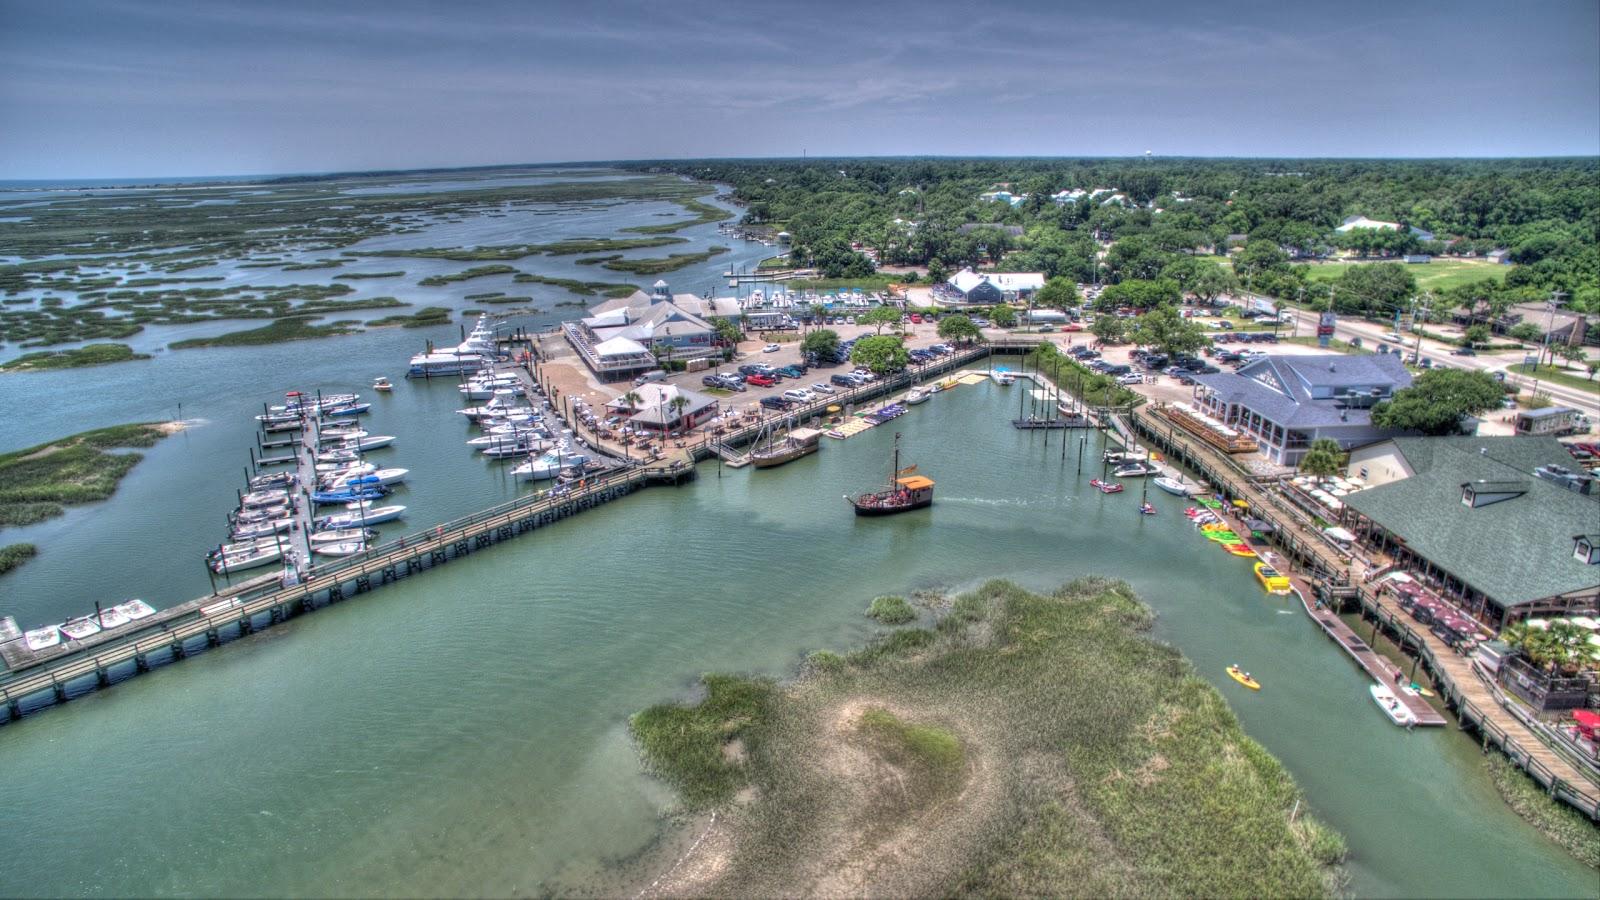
[{"left": 1226, "top": 665, "right": 1261, "bottom": 690}]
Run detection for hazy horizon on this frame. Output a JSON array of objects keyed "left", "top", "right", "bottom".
[{"left": 3, "top": 0, "right": 1597, "bottom": 179}]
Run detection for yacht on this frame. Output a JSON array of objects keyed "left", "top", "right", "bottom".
[
  {"left": 513, "top": 450, "right": 588, "bottom": 482},
  {"left": 328, "top": 467, "right": 408, "bottom": 488},
  {"left": 208, "top": 545, "right": 284, "bottom": 574},
  {"left": 309, "top": 528, "right": 377, "bottom": 545},
  {"left": 316, "top": 505, "right": 406, "bottom": 529}
]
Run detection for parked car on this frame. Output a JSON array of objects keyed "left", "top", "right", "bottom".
[
  {"left": 745, "top": 374, "right": 776, "bottom": 387},
  {"left": 718, "top": 374, "right": 747, "bottom": 391},
  {"left": 1451, "top": 347, "right": 1476, "bottom": 356},
  {"left": 810, "top": 382, "right": 837, "bottom": 395},
  {"left": 777, "top": 364, "right": 806, "bottom": 378},
  {"left": 634, "top": 369, "right": 668, "bottom": 386},
  {"left": 782, "top": 388, "right": 813, "bottom": 403},
  {"left": 759, "top": 396, "right": 792, "bottom": 410},
  {"left": 1118, "top": 372, "right": 1145, "bottom": 385},
  {"left": 738, "top": 364, "right": 764, "bottom": 376},
  {"left": 830, "top": 374, "right": 857, "bottom": 387},
  {"left": 1383, "top": 332, "right": 1404, "bottom": 343},
  {"left": 701, "top": 375, "right": 724, "bottom": 388},
  {"left": 762, "top": 343, "right": 781, "bottom": 353}
]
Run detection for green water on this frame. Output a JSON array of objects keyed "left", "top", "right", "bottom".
[{"left": 0, "top": 382, "right": 1593, "bottom": 897}]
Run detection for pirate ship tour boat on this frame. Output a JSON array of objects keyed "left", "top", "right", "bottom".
[{"left": 846, "top": 433, "right": 934, "bottom": 516}]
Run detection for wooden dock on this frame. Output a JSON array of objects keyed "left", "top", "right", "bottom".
[{"left": 1292, "top": 578, "right": 1446, "bottom": 726}]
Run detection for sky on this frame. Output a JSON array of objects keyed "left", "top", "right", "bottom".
[{"left": 1, "top": 0, "right": 1597, "bottom": 179}]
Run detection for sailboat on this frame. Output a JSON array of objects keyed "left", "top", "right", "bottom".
[
  {"left": 845, "top": 433, "right": 934, "bottom": 516},
  {"left": 750, "top": 420, "right": 822, "bottom": 469}
]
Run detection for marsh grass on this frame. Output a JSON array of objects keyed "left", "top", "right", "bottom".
[
  {"left": 629, "top": 578, "right": 1344, "bottom": 897},
  {"left": 0, "top": 343, "right": 149, "bottom": 372},
  {"left": 1485, "top": 752, "right": 1600, "bottom": 868},
  {"left": 368, "top": 306, "right": 451, "bottom": 328},
  {"left": 602, "top": 246, "right": 730, "bottom": 275},
  {"left": 0, "top": 423, "right": 169, "bottom": 528},
  {"left": 168, "top": 316, "right": 359, "bottom": 349},
  {"left": 866, "top": 595, "right": 916, "bottom": 624},
  {"left": 418, "top": 264, "right": 517, "bottom": 286},
  {"left": 622, "top": 198, "right": 733, "bottom": 234},
  {"left": 0, "top": 542, "right": 38, "bottom": 575}
]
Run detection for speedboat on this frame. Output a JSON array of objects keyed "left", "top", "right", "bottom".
[
  {"left": 481, "top": 441, "right": 547, "bottom": 459},
  {"left": 329, "top": 467, "right": 408, "bottom": 488},
  {"left": 1112, "top": 461, "right": 1157, "bottom": 478},
  {"left": 248, "top": 472, "right": 297, "bottom": 491},
  {"left": 59, "top": 616, "right": 103, "bottom": 641},
  {"left": 1370, "top": 684, "right": 1417, "bottom": 727},
  {"left": 373, "top": 377, "right": 393, "bottom": 392},
  {"left": 312, "top": 487, "right": 388, "bottom": 505},
  {"left": 24, "top": 626, "right": 61, "bottom": 652},
  {"left": 316, "top": 505, "right": 405, "bottom": 529},
  {"left": 1254, "top": 562, "right": 1293, "bottom": 595},
  {"left": 312, "top": 540, "right": 369, "bottom": 558},
  {"left": 1226, "top": 665, "right": 1260, "bottom": 690},
  {"left": 990, "top": 366, "right": 1016, "bottom": 385},
  {"left": 209, "top": 545, "right": 284, "bottom": 573},
  {"left": 318, "top": 461, "right": 377, "bottom": 482},
  {"left": 512, "top": 450, "right": 587, "bottom": 482},
  {"left": 332, "top": 434, "right": 395, "bottom": 453},
  {"left": 1153, "top": 476, "right": 1193, "bottom": 497},
  {"left": 240, "top": 489, "right": 291, "bottom": 508},
  {"left": 271, "top": 392, "right": 359, "bottom": 414},
  {"left": 1089, "top": 478, "right": 1124, "bottom": 494},
  {"left": 309, "top": 528, "right": 377, "bottom": 545},
  {"left": 320, "top": 402, "right": 371, "bottom": 418},
  {"left": 904, "top": 387, "right": 930, "bottom": 405},
  {"left": 230, "top": 517, "right": 292, "bottom": 540}
]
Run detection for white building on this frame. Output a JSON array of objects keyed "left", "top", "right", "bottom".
[{"left": 946, "top": 269, "right": 1047, "bottom": 304}]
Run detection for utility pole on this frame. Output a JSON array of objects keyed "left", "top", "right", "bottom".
[{"left": 1539, "top": 289, "right": 1568, "bottom": 370}]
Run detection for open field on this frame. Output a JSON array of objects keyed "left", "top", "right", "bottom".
[
  {"left": 627, "top": 578, "right": 1344, "bottom": 897},
  {"left": 1508, "top": 362, "right": 1599, "bottom": 393},
  {"left": 1296, "top": 259, "right": 1510, "bottom": 292}
]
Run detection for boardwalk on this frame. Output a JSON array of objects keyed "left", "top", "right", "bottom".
[{"left": 1126, "top": 403, "right": 1600, "bottom": 818}]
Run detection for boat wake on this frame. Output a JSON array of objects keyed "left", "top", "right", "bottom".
[{"left": 940, "top": 496, "right": 1062, "bottom": 509}]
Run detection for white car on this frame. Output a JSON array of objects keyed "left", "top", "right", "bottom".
[
  {"left": 782, "top": 388, "right": 813, "bottom": 403},
  {"left": 810, "top": 383, "right": 837, "bottom": 395},
  {"left": 762, "top": 343, "right": 781, "bottom": 353},
  {"left": 850, "top": 367, "right": 876, "bottom": 381},
  {"left": 1383, "top": 333, "right": 1404, "bottom": 343},
  {"left": 1118, "top": 373, "right": 1145, "bottom": 385}
]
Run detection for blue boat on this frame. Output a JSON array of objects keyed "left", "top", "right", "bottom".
[
  {"left": 311, "top": 487, "right": 388, "bottom": 505},
  {"left": 321, "top": 402, "right": 371, "bottom": 417}
]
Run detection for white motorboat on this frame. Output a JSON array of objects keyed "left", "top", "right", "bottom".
[
  {"left": 1370, "top": 684, "right": 1418, "bottom": 727},
  {"left": 231, "top": 503, "right": 291, "bottom": 524},
  {"left": 316, "top": 505, "right": 406, "bottom": 529},
  {"left": 513, "top": 451, "right": 588, "bottom": 482},
  {"left": 990, "top": 367, "right": 1016, "bottom": 385},
  {"left": 59, "top": 617, "right": 103, "bottom": 641},
  {"left": 316, "top": 427, "right": 366, "bottom": 444},
  {"left": 373, "top": 376, "right": 393, "bottom": 392},
  {"left": 905, "top": 387, "right": 930, "bottom": 405},
  {"left": 212, "top": 537, "right": 283, "bottom": 557},
  {"left": 312, "top": 540, "right": 369, "bottom": 558},
  {"left": 316, "top": 460, "right": 376, "bottom": 477},
  {"left": 309, "top": 528, "right": 376, "bottom": 545},
  {"left": 329, "top": 467, "right": 408, "bottom": 488},
  {"left": 24, "top": 626, "right": 61, "bottom": 652},
  {"left": 329, "top": 435, "right": 395, "bottom": 453},
  {"left": 240, "top": 489, "right": 291, "bottom": 507},
  {"left": 230, "top": 517, "right": 292, "bottom": 540},
  {"left": 1153, "top": 476, "right": 1194, "bottom": 497},
  {"left": 209, "top": 545, "right": 284, "bottom": 574},
  {"left": 407, "top": 350, "right": 485, "bottom": 378},
  {"left": 1112, "top": 461, "right": 1158, "bottom": 478},
  {"left": 481, "top": 441, "right": 545, "bottom": 459},
  {"left": 270, "top": 392, "right": 359, "bottom": 414},
  {"left": 112, "top": 599, "right": 157, "bottom": 621},
  {"left": 316, "top": 447, "right": 363, "bottom": 464},
  {"left": 466, "top": 431, "right": 546, "bottom": 448}
]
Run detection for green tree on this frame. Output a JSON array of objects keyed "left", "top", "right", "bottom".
[
  {"left": 1554, "top": 343, "right": 1587, "bottom": 368},
  {"left": 1297, "top": 438, "right": 1346, "bottom": 477},
  {"left": 936, "top": 314, "right": 981, "bottom": 344},
  {"left": 1370, "top": 369, "right": 1504, "bottom": 435},
  {"left": 988, "top": 304, "right": 1017, "bottom": 328},
  {"left": 1233, "top": 240, "right": 1290, "bottom": 286},
  {"left": 1033, "top": 276, "right": 1081, "bottom": 311},
  {"left": 857, "top": 306, "right": 902, "bottom": 334},
  {"left": 1461, "top": 325, "right": 1490, "bottom": 348},
  {"left": 1090, "top": 314, "right": 1128, "bottom": 344},
  {"left": 801, "top": 328, "right": 840, "bottom": 359},
  {"left": 667, "top": 395, "right": 689, "bottom": 436},
  {"left": 1586, "top": 360, "right": 1599, "bottom": 382},
  {"left": 713, "top": 317, "right": 743, "bottom": 346},
  {"left": 1333, "top": 263, "right": 1416, "bottom": 319},
  {"left": 926, "top": 257, "right": 948, "bottom": 283},
  {"left": 850, "top": 335, "right": 909, "bottom": 374},
  {"left": 1189, "top": 263, "right": 1239, "bottom": 304},
  {"left": 1508, "top": 322, "right": 1542, "bottom": 343},
  {"left": 1130, "top": 304, "right": 1210, "bottom": 357},
  {"left": 621, "top": 390, "right": 643, "bottom": 411}
]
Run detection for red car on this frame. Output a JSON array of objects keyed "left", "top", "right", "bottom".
[{"left": 745, "top": 374, "right": 776, "bottom": 387}]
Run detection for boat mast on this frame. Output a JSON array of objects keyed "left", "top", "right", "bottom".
[{"left": 890, "top": 432, "right": 900, "bottom": 490}]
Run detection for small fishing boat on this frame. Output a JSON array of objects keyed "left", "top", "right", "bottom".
[
  {"left": 990, "top": 367, "right": 1016, "bottom": 385},
  {"left": 1370, "top": 684, "right": 1417, "bottom": 727},
  {"left": 1254, "top": 562, "right": 1293, "bottom": 595},
  {"left": 312, "top": 540, "right": 369, "bottom": 558},
  {"left": 329, "top": 467, "right": 408, "bottom": 488},
  {"left": 512, "top": 451, "right": 588, "bottom": 482},
  {"left": 1138, "top": 502, "right": 1157, "bottom": 515},
  {"left": 59, "top": 617, "right": 103, "bottom": 641},
  {"left": 112, "top": 599, "right": 157, "bottom": 621},
  {"left": 230, "top": 517, "right": 293, "bottom": 540},
  {"left": 332, "top": 435, "right": 395, "bottom": 453},
  {"left": 1089, "top": 479, "right": 1124, "bottom": 494},
  {"left": 24, "top": 626, "right": 61, "bottom": 652},
  {"left": 316, "top": 505, "right": 406, "bottom": 529},
  {"left": 373, "top": 377, "right": 393, "bottom": 392},
  {"left": 904, "top": 387, "right": 930, "bottom": 405},
  {"left": 312, "top": 487, "right": 388, "bottom": 505},
  {"left": 1153, "top": 476, "right": 1193, "bottom": 497},
  {"left": 92, "top": 605, "right": 132, "bottom": 630},
  {"left": 209, "top": 545, "right": 284, "bottom": 574},
  {"left": 846, "top": 433, "right": 933, "bottom": 516},
  {"left": 1112, "top": 461, "right": 1158, "bottom": 478},
  {"left": 320, "top": 402, "right": 371, "bottom": 418},
  {"left": 1226, "top": 665, "right": 1260, "bottom": 690}
]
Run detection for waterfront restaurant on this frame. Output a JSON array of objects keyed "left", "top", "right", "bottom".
[
  {"left": 1340, "top": 436, "right": 1600, "bottom": 629},
  {"left": 563, "top": 281, "right": 720, "bottom": 380},
  {"left": 606, "top": 383, "right": 719, "bottom": 434},
  {"left": 1189, "top": 354, "right": 1414, "bottom": 466}
]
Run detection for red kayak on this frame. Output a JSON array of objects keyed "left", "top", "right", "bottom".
[{"left": 1090, "top": 479, "right": 1125, "bottom": 494}]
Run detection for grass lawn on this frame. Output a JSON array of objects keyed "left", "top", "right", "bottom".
[
  {"left": 1508, "top": 363, "right": 1600, "bottom": 393},
  {"left": 1283, "top": 336, "right": 1372, "bottom": 355},
  {"left": 1295, "top": 259, "right": 1508, "bottom": 292}
]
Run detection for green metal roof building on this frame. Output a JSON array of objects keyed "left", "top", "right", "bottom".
[{"left": 1342, "top": 436, "right": 1600, "bottom": 628}]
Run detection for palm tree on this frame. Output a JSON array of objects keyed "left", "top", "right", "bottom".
[
  {"left": 1297, "top": 438, "right": 1346, "bottom": 477},
  {"left": 621, "top": 391, "right": 642, "bottom": 411},
  {"left": 667, "top": 395, "right": 689, "bottom": 437}
]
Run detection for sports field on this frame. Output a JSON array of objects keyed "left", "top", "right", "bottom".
[{"left": 1295, "top": 258, "right": 1509, "bottom": 291}]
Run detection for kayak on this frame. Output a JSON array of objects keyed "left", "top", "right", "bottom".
[
  {"left": 1226, "top": 665, "right": 1261, "bottom": 690},
  {"left": 1225, "top": 546, "right": 1258, "bottom": 558}
]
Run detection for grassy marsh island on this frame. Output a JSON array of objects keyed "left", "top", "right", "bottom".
[
  {"left": 0, "top": 423, "right": 175, "bottom": 528},
  {"left": 332, "top": 270, "right": 406, "bottom": 280},
  {"left": 628, "top": 578, "right": 1345, "bottom": 897},
  {"left": 601, "top": 246, "right": 729, "bottom": 275},
  {"left": 417, "top": 264, "right": 518, "bottom": 286},
  {"left": 511, "top": 272, "right": 639, "bottom": 297},
  {"left": 0, "top": 542, "right": 39, "bottom": 575},
  {"left": 367, "top": 306, "right": 451, "bottom": 328},
  {"left": 353, "top": 236, "right": 686, "bottom": 262},
  {"left": 622, "top": 197, "right": 734, "bottom": 234},
  {"left": 0, "top": 343, "right": 150, "bottom": 372},
  {"left": 168, "top": 316, "right": 360, "bottom": 349}
]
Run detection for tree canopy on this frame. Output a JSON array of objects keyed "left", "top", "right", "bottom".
[
  {"left": 1370, "top": 369, "right": 1505, "bottom": 435},
  {"left": 849, "top": 335, "right": 909, "bottom": 374},
  {"left": 936, "top": 314, "right": 981, "bottom": 344},
  {"left": 1130, "top": 305, "right": 1210, "bottom": 356},
  {"left": 801, "top": 328, "right": 840, "bottom": 358},
  {"left": 988, "top": 305, "right": 1018, "bottom": 328},
  {"left": 1297, "top": 438, "right": 1346, "bottom": 477},
  {"left": 857, "top": 305, "right": 902, "bottom": 334},
  {"left": 1033, "top": 276, "right": 1081, "bottom": 310}
]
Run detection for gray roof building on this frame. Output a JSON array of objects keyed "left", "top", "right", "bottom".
[{"left": 1343, "top": 436, "right": 1599, "bottom": 623}]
